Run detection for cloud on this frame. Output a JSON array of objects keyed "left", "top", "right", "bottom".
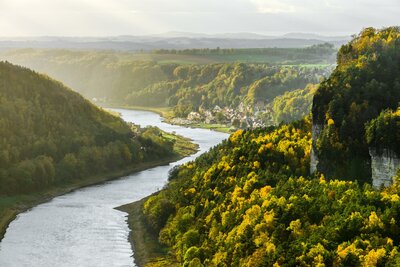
[
  {"left": 249, "top": 0, "right": 296, "bottom": 13},
  {"left": 0, "top": 0, "right": 398, "bottom": 36}
]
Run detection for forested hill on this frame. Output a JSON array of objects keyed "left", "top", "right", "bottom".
[
  {"left": 135, "top": 119, "right": 400, "bottom": 266},
  {"left": 312, "top": 27, "right": 400, "bottom": 182},
  {"left": 0, "top": 47, "right": 333, "bottom": 117},
  {"left": 0, "top": 61, "right": 183, "bottom": 195},
  {"left": 125, "top": 28, "right": 400, "bottom": 267}
]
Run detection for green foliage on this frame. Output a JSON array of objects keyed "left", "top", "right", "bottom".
[
  {"left": 272, "top": 84, "right": 317, "bottom": 124},
  {"left": 140, "top": 118, "right": 400, "bottom": 266},
  {"left": 312, "top": 27, "right": 400, "bottom": 181},
  {"left": 1, "top": 49, "right": 332, "bottom": 120},
  {"left": 152, "top": 43, "right": 336, "bottom": 64},
  {"left": 125, "top": 30, "right": 400, "bottom": 266},
  {"left": 366, "top": 108, "right": 400, "bottom": 155},
  {"left": 0, "top": 61, "right": 177, "bottom": 195},
  {"left": 143, "top": 193, "right": 176, "bottom": 233},
  {"left": 159, "top": 64, "right": 325, "bottom": 117}
]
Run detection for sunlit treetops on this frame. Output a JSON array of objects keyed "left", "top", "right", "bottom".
[
  {"left": 141, "top": 118, "right": 400, "bottom": 266},
  {"left": 312, "top": 27, "right": 400, "bottom": 181},
  {"left": 137, "top": 28, "right": 400, "bottom": 267}
]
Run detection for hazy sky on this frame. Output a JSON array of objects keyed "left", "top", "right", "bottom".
[{"left": 0, "top": 0, "right": 398, "bottom": 36}]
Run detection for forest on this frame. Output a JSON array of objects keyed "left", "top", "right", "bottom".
[
  {"left": 366, "top": 108, "right": 400, "bottom": 155},
  {"left": 138, "top": 118, "right": 400, "bottom": 266},
  {"left": 151, "top": 43, "right": 336, "bottom": 64},
  {"left": 271, "top": 84, "right": 318, "bottom": 124},
  {"left": 0, "top": 47, "right": 333, "bottom": 127},
  {"left": 0, "top": 61, "right": 185, "bottom": 196},
  {"left": 127, "top": 64, "right": 325, "bottom": 115},
  {"left": 313, "top": 27, "right": 400, "bottom": 182},
  {"left": 129, "top": 27, "right": 400, "bottom": 267}
]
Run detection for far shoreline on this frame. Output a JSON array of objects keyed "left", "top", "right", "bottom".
[{"left": 99, "top": 103, "right": 235, "bottom": 134}]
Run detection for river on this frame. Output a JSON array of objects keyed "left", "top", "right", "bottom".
[{"left": 0, "top": 109, "right": 228, "bottom": 267}]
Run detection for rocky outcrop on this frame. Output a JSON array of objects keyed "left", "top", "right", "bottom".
[
  {"left": 369, "top": 148, "right": 400, "bottom": 188},
  {"left": 310, "top": 123, "right": 323, "bottom": 174}
]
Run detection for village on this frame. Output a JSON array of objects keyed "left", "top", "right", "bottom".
[{"left": 170, "top": 102, "right": 272, "bottom": 130}]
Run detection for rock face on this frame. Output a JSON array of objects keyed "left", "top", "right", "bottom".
[
  {"left": 369, "top": 148, "right": 400, "bottom": 188},
  {"left": 310, "top": 123, "right": 323, "bottom": 174}
]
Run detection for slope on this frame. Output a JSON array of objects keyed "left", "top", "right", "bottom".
[
  {"left": 122, "top": 27, "right": 400, "bottom": 267},
  {"left": 0, "top": 61, "right": 197, "bottom": 240}
]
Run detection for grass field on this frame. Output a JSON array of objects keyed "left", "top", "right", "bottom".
[
  {"left": 122, "top": 53, "right": 335, "bottom": 65},
  {"left": 178, "top": 122, "right": 235, "bottom": 134},
  {"left": 1, "top": 47, "right": 336, "bottom": 66}
]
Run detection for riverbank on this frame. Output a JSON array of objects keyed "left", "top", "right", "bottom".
[
  {"left": 117, "top": 195, "right": 179, "bottom": 267},
  {"left": 169, "top": 120, "right": 234, "bottom": 134},
  {"left": 0, "top": 132, "right": 198, "bottom": 243},
  {"left": 101, "top": 103, "right": 234, "bottom": 134},
  {"left": 100, "top": 104, "right": 174, "bottom": 119}
]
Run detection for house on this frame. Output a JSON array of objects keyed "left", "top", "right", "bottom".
[{"left": 187, "top": 112, "right": 202, "bottom": 122}]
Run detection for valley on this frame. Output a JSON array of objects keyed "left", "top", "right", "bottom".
[
  {"left": 0, "top": 3, "right": 399, "bottom": 265},
  {"left": 0, "top": 109, "right": 227, "bottom": 266}
]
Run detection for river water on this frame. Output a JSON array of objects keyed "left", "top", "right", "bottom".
[{"left": 0, "top": 109, "right": 228, "bottom": 267}]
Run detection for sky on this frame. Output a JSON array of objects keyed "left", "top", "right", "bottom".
[{"left": 0, "top": 0, "right": 398, "bottom": 37}]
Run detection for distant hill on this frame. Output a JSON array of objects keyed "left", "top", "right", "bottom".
[
  {"left": 283, "top": 32, "right": 352, "bottom": 42},
  {"left": 0, "top": 48, "right": 333, "bottom": 130},
  {"left": 0, "top": 32, "right": 350, "bottom": 51},
  {"left": 148, "top": 31, "right": 277, "bottom": 40}
]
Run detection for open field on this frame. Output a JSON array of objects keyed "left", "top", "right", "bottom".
[{"left": 1, "top": 45, "right": 336, "bottom": 66}]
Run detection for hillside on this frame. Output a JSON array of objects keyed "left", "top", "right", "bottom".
[
  {"left": 122, "top": 28, "right": 400, "bottom": 267},
  {"left": 0, "top": 48, "right": 333, "bottom": 128},
  {"left": 0, "top": 61, "right": 185, "bottom": 194},
  {"left": 270, "top": 84, "right": 318, "bottom": 124},
  {"left": 0, "top": 61, "right": 197, "bottom": 239},
  {"left": 312, "top": 27, "right": 400, "bottom": 182},
  {"left": 0, "top": 46, "right": 334, "bottom": 101},
  {"left": 125, "top": 119, "right": 400, "bottom": 266}
]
